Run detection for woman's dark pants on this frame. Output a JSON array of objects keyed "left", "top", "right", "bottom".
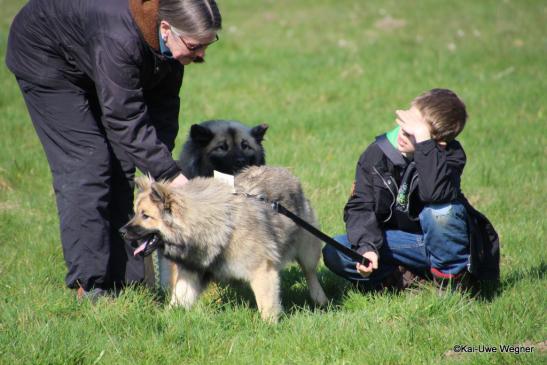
[{"left": 17, "top": 78, "right": 144, "bottom": 291}]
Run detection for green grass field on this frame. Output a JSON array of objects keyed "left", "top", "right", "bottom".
[{"left": 1, "top": 0, "right": 546, "bottom": 364}]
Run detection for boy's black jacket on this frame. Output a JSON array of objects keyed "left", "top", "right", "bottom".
[{"left": 344, "top": 136, "right": 500, "bottom": 280}]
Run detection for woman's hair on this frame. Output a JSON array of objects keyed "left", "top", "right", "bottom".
[{"left": 159, "top": 0, "right": 222, "bottom": 39}]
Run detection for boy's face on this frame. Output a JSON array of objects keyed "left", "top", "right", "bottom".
[
  {"left": 394, "top": 105, "right": 447, "bottom": 153},
  {"left": 395, "top": 106, "right": 426, "bottom": 154}
]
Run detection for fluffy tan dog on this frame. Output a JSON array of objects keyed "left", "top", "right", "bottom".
[{"left": 121, "top": 166, "right": 327, "bottom": 322}]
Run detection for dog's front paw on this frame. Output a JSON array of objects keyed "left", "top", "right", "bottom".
[
  {"left": 260, "top": 309, "right": 280, "bottom": 324},
  {"left": 258, "top": 301, "right": 282, "bottom": 324},
  {"left": 169, "top": 297, "right": 181, "bottom": 309},
  {"left": 168, "top": 268, "right": 203, "bottom": 309},
  {"left": 169, "top": 293, "right": 193, "bottom": 309},
  {"left": 169, "top": 294, "right": 178, "bottom": 308}
]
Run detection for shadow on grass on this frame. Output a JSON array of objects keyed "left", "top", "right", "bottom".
[
  {"left": 495, "top": 259, "right": 546, "bottom": 293},
  {"left": 149, "top": 260, "right": 546, "bottom": 315},
  {"left": 207, "top": 265, "right": 355, "bottom": 316},
  {"left": 459, "top": 259, "right": 546, "bottom": 302}
]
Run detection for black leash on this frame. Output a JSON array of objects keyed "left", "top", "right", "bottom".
[{"left": 239, "top": 193, "right": 369, "bottom": 266}]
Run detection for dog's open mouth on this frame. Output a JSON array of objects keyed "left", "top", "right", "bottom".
[{"left": 133, "top": 235, "right": 160, "bottom": 257}]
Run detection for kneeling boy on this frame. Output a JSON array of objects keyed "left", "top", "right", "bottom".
[{"left": 323, "top": 89, "right": 500, "bottom": 289}]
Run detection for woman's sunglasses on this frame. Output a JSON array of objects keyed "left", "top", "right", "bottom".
[{"left": 170, "top": 26, "right": 219, "bottom": 52}]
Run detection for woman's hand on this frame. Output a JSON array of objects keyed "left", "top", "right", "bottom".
[
  {"left": 169, "top": 173, "right": 188, "bottom": 188},
  {"left": 356, "top": 251, "right": 379, "bottom": 277}
]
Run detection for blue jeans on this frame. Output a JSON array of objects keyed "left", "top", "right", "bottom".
[{"left": 323, "top": 203, "right": 470, "bottom": 286}]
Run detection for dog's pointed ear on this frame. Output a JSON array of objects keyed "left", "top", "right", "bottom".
[
  {"left": 190, "top": 124, "right": 214, "bottom": 146},
  {"left": 250, "top": 123, "right": 269, "bottom": 143},
  {"left": 135, "top": 175, "right": 153, "bottom": 191},
  {"left": 150, "top": 182, "right": 173, "bottom": 212}
]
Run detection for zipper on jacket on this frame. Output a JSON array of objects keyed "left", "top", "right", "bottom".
[{"left": 373, "top": 166, "right": 397, "bottom": 223}]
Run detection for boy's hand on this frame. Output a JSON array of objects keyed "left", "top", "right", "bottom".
[
  {"left": 396, "top": 107, "right": 431, "bottom": 143},
  {"left": 356, "top": 251, "right": 379, "bottom": 277}
]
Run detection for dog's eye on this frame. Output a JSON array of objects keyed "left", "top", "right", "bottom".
[
  {"left": 241, "top": 141, "right": 252, "bottom": 150},
  {"left": 213, "top": 144, "right": 228, "bottom": 152},
  {"left": 141, "top": 213, "right": 150, "bottom": 220}
]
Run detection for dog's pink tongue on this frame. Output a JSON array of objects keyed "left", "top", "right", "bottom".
[{"left": 133, "top": 241, "right": 148, "bottom": 256}]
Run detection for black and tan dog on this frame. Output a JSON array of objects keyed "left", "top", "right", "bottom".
[{"left": 178, "top": 120, "right": 268, "bottom": 178}]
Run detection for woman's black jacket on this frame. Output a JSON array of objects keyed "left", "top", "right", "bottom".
[{"left": 6, "top": 0, "right": 183, "bottom": 180}]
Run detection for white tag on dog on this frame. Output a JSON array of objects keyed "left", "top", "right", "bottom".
[{"left": 214, "top": 170, "right": 235, "bottom": 193}]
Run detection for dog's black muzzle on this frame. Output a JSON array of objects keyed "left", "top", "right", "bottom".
[{"left": 119, "top": 224, "right": 161, "bottom": 257}]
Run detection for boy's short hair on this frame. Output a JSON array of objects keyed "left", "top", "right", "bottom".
[{"left": 412, "top": 88, "right": 467, "bottom": 142}]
